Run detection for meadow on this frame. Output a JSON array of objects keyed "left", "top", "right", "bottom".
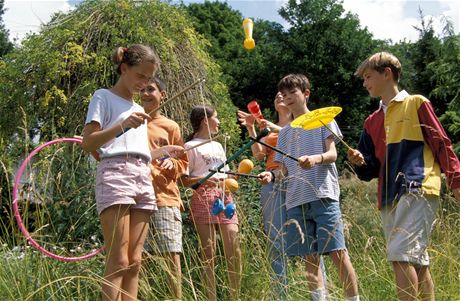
[{"left": 1, "top": 169, "right": 459, "bottom": 301}]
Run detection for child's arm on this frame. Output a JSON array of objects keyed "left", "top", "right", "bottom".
[
  {"left": 418, "top": 101, "right": 460, "bottom": 199},
  {"left": 298, "top": 136, "right": 337, "bottom": 169},
  {"left": 151, "top": 145, "right": 184, "bottom": 161},
  {"left": 154, "top": 127, "right": 189, "bottom": 177},
  {"left": 349, "top": 128, "right": 381, "bottom": 181},
  {"left": 257, "top": 164, "right": 287, "bottom": 184},
  {"left": 238, "top": 110, "right": 266, "bottom": 160},
  {"left": 259, "top": 119, "right": 283, "bottom": 133},
  {"left": 82, "top": 112, "right": 151, "bottom": 152}
]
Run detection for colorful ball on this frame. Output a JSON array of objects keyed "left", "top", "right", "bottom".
[
  {"left": 238, "top": 159, "right": 254, "bottom": 174},
  {"left": 224, "top": 178, "right": 239, "bottom": 192}
]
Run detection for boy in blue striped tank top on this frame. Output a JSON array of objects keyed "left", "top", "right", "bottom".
[{"left": 258, "top": 74, "right": 360, "bottom": 301}]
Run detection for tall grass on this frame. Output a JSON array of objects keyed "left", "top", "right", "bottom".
[{"left": 1, "top": 170, "right": 459, "bottom": 300}]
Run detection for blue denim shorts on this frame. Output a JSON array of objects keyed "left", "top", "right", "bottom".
[{"left": 286, "top": 198, "right": 346, "bottom": 256}]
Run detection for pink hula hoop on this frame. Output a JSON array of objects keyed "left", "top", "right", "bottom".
[{"left": 12, "top": 137, "right": 104, "bottom": 262}]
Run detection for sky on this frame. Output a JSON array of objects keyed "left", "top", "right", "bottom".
[{"left": 3, "top": 0, "right": 459, "bottom": 43}]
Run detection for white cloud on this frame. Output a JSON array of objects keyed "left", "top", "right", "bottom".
[
  {"left": 2, "top": 0, "right": 459, "bottom": 43},
  {"left": 341, "top": 0, "right": 459, "bottom": 42},
  {"left": 3, "top": 0, "right": 73, "bottom": 42}
]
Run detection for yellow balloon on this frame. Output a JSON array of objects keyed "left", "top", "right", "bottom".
[
  {"left": 238, "top": 159, "right": 254, "bottom": 174},
  {"left": 224, "top": 178, "right": 239, "bottom": 193}
]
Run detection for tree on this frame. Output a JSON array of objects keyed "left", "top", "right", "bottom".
[
  {"left": 0, "top": 0, "right": 240, "bottom": 150},
  {"left": 278, "top": 0, "right": 382, "bottom": 148},
  {"left": 184, "top": 1, "right": 287, "bottom": 109},
  {"left": 0, "top": 0, "right": 241, "bottom": 247},
  {"left": 0, "top": 0, "right": 13, "bottom": 56},
  {"left": 410, "top": 12, "right": 444, "bottom": 113},
  {"left": 428, "top": 20, "right": 460, "bottom": 154}
]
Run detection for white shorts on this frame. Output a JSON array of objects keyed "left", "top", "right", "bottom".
[{"left": 380, "top": 193, "right": 439, "bottom": 266}]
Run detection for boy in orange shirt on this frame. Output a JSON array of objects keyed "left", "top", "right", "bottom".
[{"left": 141, "top": 77, "right": 188, "bottom": 300}]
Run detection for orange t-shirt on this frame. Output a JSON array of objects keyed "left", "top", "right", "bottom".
[
  {"left": 147, "top": 115, "right": 188, "bottom": 208},
  {"left": 263, "top": 132, "right": 280, "bottom": 171}
]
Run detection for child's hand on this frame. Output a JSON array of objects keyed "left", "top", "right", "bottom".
[
  {"left": 121, "top": 112, "right": 152, "bottom": 129},
  {"left": 347, "top": 149, "right": 365, "bottom": 166},
  {"left": 160, "top": 158, "right": 174, "bottom": 170},
  {"left": 298, "top": 155, "right": 316, "bottom": 169},
  {"left": 259, "top": 119, "right": 281, "bottom": 132},
  {"left": 237, "top": 110, "right": 256, "bottom": 128},
  {"left": 257, "top": 171, "right": 272, "bottom": 184}
]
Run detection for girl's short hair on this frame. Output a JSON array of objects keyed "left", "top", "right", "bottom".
[
  {"left": 355, "top": 51, "right": 401, "bottom": 82},
  {"left": 277, "top": 74, "right": 311, "bottom": 93},
  {"left": 112, "top": 44, "right": 161, "bottom": 75}
]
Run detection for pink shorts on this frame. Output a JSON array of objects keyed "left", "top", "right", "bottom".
[
  {"left": 95, "top": 155, "right": 157, "bottom": 215},
  {"left": 191, "top": 185, "right": 238, "bottom": 225}
]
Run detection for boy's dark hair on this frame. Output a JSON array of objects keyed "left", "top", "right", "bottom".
[
  {"left": 186, "top": 105, "right": 215, "bottom": 142},
  {"left": 152, "top": 76, "right": 166, "bottom": 92},
  {"left": 112, "top": 44, "right": 161, "bottom": 75},
  {"left": 355, "top": 51, "right": 401, "bottom": 82},
  {"left": 277, "top": 74, "right": 311, "bottom": 93}
]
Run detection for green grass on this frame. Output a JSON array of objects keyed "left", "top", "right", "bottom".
[{"left": 1, "top": 176, "right": 459, "bottom": 300}]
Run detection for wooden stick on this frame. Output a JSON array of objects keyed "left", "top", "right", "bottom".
[
  {"left": 209, "top": 169, "right": 261, "bottom": 178},
  {"left": 184, "top": 135, "right": 221, "bottom": 152},
  {"left": 250, "top": 137, "right": 299, "bottom": 162},
  {"left": 146, "top": 78, "right": 205, "bottom": 116},
  {"left": 319, "top": 121, "right": 353, "bottom": 150},
  {"left": 158, "top": 135, "right": 221, "bottom": 161},
  {"left": 116, "top": 78, "right": 205, "bottom": 137}
]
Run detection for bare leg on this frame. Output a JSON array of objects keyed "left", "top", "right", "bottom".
[
  {"left": 195, "top": 223, "right": 217, "bottom": 301},
  {"left": 100, "top": 205, "right": 131, "bottom": 301},
  {"left": 165, "top": 252, "right": 182, "bottom": 300},
  {"left": 329, "top": 250, "right": 359, "bottom": 297},
  {"left": 415, "top": 265, "right": 434, "bottom": 301},
  {"left": 121, "top": 209, "right": 150, "bottom": 301},
  {"left": 219, "top": 224, "right": 241, "bottom": 300},
  {"left": 392, "top": 261, "right": 418, "bottom": 301},
  {"left": 305, "top": 255, "right": 324, "bottom": 291}
]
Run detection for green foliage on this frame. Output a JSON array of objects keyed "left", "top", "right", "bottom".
[
  {"left": 278, "top": 0, "right": 383, "bottom": 164},
  {"left": 0, "top": 0, "right": 13, "bottom": 56},
  {"left": 184, "top": 1, "right": 287, "bottom": 109},
  {"left": 0, "top": 0, "right": 239, "bottom": 148}
]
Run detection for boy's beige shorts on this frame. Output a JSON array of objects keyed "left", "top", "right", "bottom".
[{"left": 380, "top": 193, "right": 439, "bottom": 266}]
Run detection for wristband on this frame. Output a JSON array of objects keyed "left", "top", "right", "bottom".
[
  {"left": 269, "top": 170, "right": 276, "bottom": 182},
  {"left": 320, "top": 154, "right": 324, "bottom": 164}
]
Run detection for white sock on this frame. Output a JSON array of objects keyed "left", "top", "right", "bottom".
[
  {"left": 310, "top": 287, "right": 326, "bottom": 301},
  {"left": 345, "top": 296, "right": 360, "bottom": 301}
]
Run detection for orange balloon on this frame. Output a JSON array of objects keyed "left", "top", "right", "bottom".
[
  {"left": 238, "top": 159, "right": 254, "bottom": 174},
  {"left": 224, "top": 178, "right": 239, "bottom": 193}
]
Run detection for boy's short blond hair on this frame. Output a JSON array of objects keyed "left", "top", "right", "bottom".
[
  {"left": 277, "top": 74, "right": 311, "bottom": 93},
  {"left": 355, "top": 52, "right": 401, "bottom": 82}
]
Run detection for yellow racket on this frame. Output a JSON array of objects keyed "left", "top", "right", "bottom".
[
  {"left": 291, "top": 106, "right": 352, "bottom": 150},
  {"left": 291, "top": 106, "right": 342, "bottom": 130}
]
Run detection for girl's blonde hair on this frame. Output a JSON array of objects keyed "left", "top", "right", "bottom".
[{"left": 355, "top": 51, "right": 401, "bottom": 82}]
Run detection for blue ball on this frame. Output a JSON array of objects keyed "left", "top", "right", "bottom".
[{"left": 212, "top": 198, "right": 224, "bottom": 216}]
